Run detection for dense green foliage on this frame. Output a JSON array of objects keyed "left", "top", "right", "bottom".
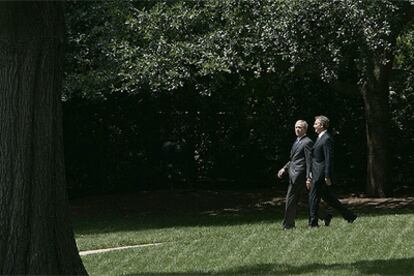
[{"left": 63, "top": 1, "right": 414, "bottom": 194}]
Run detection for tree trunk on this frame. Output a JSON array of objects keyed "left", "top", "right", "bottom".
[
  {"left": 361, "top": 57, "right": 392, "bottom": 197},
  {"left": 0, "top": 2, "right": 87, "bottom": 274},
  {"left": 360, "top": 2, "right": 414, "bottom": 197}
]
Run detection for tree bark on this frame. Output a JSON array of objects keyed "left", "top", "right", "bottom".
[
  {"left": 361, "top": 57, "right": 392, "bottom": 197},
  {"left": 361, "top": 3, "right": 414, "bottom": 197},
  {"left": 0, "top": 2, "right": 87, "bottom": 274}
]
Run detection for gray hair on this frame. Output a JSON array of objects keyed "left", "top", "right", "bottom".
[
  {"left": 296, "top": 120, "right": 308, "bottom": 131},
  {"left": 315, "top": 115, "right": 330, "bottom": 129}
]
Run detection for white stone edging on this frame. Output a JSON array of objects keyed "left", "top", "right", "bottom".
[{"left": 79, "top": 242, "right": 165, "bottom": 256}]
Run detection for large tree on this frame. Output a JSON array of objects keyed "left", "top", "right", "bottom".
[
  {"left": 65, "top": 0, "right": 414, "bottom": 196},
  {"left": 117, "top": 0, "right": 413, "bottom": 197},
  {"left": 0, "top": 2, "right": 86, "bottom": 274},
  {"left": 286, "top": 1, "right": 414, "bottom": 196}
]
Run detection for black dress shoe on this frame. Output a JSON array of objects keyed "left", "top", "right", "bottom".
[
  {"left": 324, "top": 214, "right": 333, "bottom": 226},
  {"left": 347, "top": 214, "right": 357, "bottom": 223}
]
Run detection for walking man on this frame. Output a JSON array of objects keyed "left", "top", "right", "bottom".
[
  {"left": 278, "top": 120, "right": 315, "bottom": 230},
  {"left": 308, "top": 115, "right": 357, "bottom": 227}
]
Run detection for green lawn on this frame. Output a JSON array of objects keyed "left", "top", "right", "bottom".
[{"left": 74, "top": 209, "right": 414, "bottom": 275}]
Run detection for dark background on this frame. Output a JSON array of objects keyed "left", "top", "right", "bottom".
[{"left": 62, "top": 1, "right": 414, "bottom": 197}]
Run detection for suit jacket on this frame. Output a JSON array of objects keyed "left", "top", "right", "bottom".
[
  {"left": 283, "top": 136, "right": 313, "bottom": 184},
  {"left": 311, "top": 131, "right": 334, "bottom": 183}
]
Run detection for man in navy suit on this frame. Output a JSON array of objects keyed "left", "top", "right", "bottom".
[{"left": 308, "top": 115, "right": 357, "bottom": 227}]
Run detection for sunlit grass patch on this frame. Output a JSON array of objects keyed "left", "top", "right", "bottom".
[{"left": 75, "top": 211, "right": 414, "bottom": 275}]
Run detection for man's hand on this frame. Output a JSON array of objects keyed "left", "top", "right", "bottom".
[
  {"left": 325, "top": 177, "right": 332, "bottom": 186},
  {"left": 277, "top": 168, "right": 285, "bottom": 179},
  {"left": 306, "top": 178, "right": 312, "bottom": 190}
]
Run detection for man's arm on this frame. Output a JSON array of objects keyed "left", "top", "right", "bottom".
[
  {"left": 323, "top": 136, "right": 334, "bottom": 185},
  {"left": 304, "top": 140, "right": 313, "bottom": 178},
  {"left": 304, "top": 140, "right": 313, "bottom": 189},
  {"left": 277, "top": 161, "right": 290, "bottom": 179}
]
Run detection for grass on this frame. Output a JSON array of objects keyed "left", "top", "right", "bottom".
[{"left": 74, "top": 209, "right": 414, "bottom": 275}]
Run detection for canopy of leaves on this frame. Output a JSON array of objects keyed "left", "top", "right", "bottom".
[
  {"left": 63, "top": 1, "right": 414, "bottom": 193},
  {"left": 65, "top": 0, "right": 413, "bottom": 97}
]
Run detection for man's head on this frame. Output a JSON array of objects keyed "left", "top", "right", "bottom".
[
  {"left": 313, "top": 115, "right": 329, "bottom": 134},
  {"left": 295, "top": 120, "right": 308, "bottom": 137}
]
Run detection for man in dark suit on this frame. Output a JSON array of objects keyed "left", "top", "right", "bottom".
[
  {"left": 278, "top": 120, "right": 328, "bottom": 230},
  {"left": 308, "top": 115, "right": 357, "bottom": 227}
]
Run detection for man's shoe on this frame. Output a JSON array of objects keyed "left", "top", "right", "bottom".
[
  {"left": 324, "top": 214, "right": 333, "bottom": 226},
  {"left": 347, "top": 214, "right": 357, "bottom": 223},
  {"left": 308, "top": 224, "right": 319, "bottom": 229}
]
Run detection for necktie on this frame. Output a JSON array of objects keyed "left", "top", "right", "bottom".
[{"left": 292, "top": 138, "right": 300, "bottom": 151}]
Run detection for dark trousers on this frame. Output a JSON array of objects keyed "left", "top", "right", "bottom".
[
  {"left": 308, "top": 179, "right": 355, "bottom": 226},
  {"left": 283, "top": 180, "right": 329, "bottom": 228},
  {"left": 283, "top": 181, "right": 305, "bottom": 228}
]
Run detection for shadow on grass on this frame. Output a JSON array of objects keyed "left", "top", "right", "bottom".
[
  {"left": 71, "top": 189, "right": 414, "bottom": 234},
  {"left": 125, "top": 257, "right": 414, "bottom": 275},
  {"left": 73, "top": 207, "right": 414, "bottom": 236},
  {"left": 74, "top": 211, "right": 280, "bottom": 234}
]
